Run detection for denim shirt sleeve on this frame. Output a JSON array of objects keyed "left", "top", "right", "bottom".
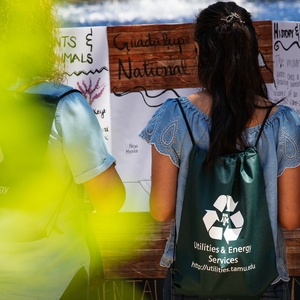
[
  {"left": 139, "top": 98, "right": 187, "bottom": 167},
  {"left": 57, "top": 92, "right": 115, "bottom": 184},
  {"left": 140, "top": 97, "right": 211, "bottom": 269},
  {"left": 25, "top": 82, "right": 116, "bottom": 184},
  {"left": 276, "top": 106, "right": 300, "bottom": 176}
]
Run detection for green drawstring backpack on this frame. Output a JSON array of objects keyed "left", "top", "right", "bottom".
[
  {"left": 172, "top": 98, "right": 278, "bottom": 300},
  {"left": 0, "top": 88, "right": 104, "bottom": 283},
  {"left": 0, "top": 88, "right": 80, "bottom": 241}
]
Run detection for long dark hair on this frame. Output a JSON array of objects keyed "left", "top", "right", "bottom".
[{"left": 194, "top": 2, "right": 269, "bottom": 166}]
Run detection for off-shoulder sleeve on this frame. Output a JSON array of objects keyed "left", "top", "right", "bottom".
[
  {"left": 276, "top": 106, "right": 300, "bottom": 176},
  {"left": 139, "top": 98, "right": 186, "bottom": 167},
  {"left": 58, "top": 92, "right": 115, "bottom": 184}
]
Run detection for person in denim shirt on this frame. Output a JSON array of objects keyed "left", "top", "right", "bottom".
[
  {"left": 140, "top": 2, "right": 300, "bottom": 299},
  {"left": 0, "top": 1, "right": 125, "bottom": 299}
]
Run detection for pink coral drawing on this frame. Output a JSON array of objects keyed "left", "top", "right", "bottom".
[{"left": 77, "top": 77, "right": 106, "bottom": 105}]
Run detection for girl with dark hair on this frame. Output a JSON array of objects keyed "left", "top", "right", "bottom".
[{"left": 140, "top": 2, "right": 300, "bottom": 299}]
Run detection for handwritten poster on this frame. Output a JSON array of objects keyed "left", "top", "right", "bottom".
[
  {"left": 107, "top": 24, "right": 198, "bottom": 93},
  {"left": 271, "top": 21, "right": 300, "bottom": 112},
  {"left": 59, "top": 27, "right": 112, "bottom": 145},
  {"left": 60, "top": 21, "right": 300, "bottom": 212},
  {"left": 107, "top": 24, "right": 198, "bottom": 211},
  {"left": 110, "top": 87, "right": 194, "bottom": 212}
]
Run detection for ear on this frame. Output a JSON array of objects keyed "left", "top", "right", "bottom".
[{"left": 194, "top": 41, "right": 200, "bottom": 58}]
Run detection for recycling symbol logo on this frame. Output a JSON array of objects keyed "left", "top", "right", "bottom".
[{"left": 203, "top": 195, "right": 244, "bottom": 244}]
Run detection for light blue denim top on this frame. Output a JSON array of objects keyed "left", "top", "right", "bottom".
[
  {"left": 140, "top": 96, "right": 300, "bottom": 283},
  {"left": 0, "top": 82, "right": 116, "bottom": 300},
  {"left": 25, "top": 82, "right": 115, "bottom": 184}
]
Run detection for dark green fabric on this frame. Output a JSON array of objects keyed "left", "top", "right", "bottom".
[
  {"left": 173, "top": 145, "right": 278, "bottom": 299},
  {"left": 0, "top": 91, "right": 60, "bottom": 201},
  {"left": 0, "top": 89, "right": 81, "bottom": 203}
]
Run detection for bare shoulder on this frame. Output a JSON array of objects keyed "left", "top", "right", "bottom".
[
  {"left": 248, "top": 97, "right": 278, "bottom": 127},
  {"left": 187, "top": 90, "right": 212, "bottom": 117}
]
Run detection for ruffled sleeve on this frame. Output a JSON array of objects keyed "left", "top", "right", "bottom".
[
  {"left": 276, "top": 106, "right": 300, "bottom": 176},
  {"left": 139, "top": 98, "right": 188, "bottom": 167}
]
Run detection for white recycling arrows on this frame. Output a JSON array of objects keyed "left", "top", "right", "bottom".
[
  {"left": 230, "top": 211, "right": 244, "bottom": 228},
  {"left": 203, "top": 210, "right": 219, "bottom": 231},
  {"left": 213, "top": 195, "right": 238, "bottom": 212},
  {"left": 224, "top": 227, "right": 242, "bottom": 244},
  {"left": 203, "top": 195, "right": 244, "bottom": 244}
]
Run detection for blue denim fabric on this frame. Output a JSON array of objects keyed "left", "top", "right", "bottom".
[
  {"left": 0, "top": 82, "right": 115, "bottom": 299},
  {"left": 140, "top": 96, "right": 300, "bottom": 283},
  {"left": 26, "top": 82, "right": 116, "bottom": 184}
]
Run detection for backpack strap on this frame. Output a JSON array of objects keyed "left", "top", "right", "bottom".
[
  {"left": 254, "top": 100, "right": 284, "bottom": 147},
  {"left": 254, "top": 105, "right": 273, "bottom": 147},
  {"left": 176, "top": 97, "right": 284, "bottom": 148},
  {"left": 0, "top": 86, "right": 83, "bottom": 240},
  {"left": 176, "top": 98, "right": 195, "bottom": 145},
  {"left": 56, "top": 88, "right": 82, "bottom": 100},
  {"left": 16, "top": 79, "right": 82, "bottom": 100}
]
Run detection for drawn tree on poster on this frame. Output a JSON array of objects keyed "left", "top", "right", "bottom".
[{"left": 77, "top": 77, "right": 106, "bottom": 106}]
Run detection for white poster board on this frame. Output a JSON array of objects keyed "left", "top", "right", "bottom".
[
  {"left": 110, "top": 87, "right": 195, "bottom": 211},
  {"left": 59, "top": 27, "right": 112, "bottom": 146},
  {"left": 60, "top": 22, "right": 300, "bottom": 212},
  {"left": 271, "top": 21, "right": 300, "bottom": 112},
  {"left": 60, "top": 26, "right": 195, "bottom": 212}
]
